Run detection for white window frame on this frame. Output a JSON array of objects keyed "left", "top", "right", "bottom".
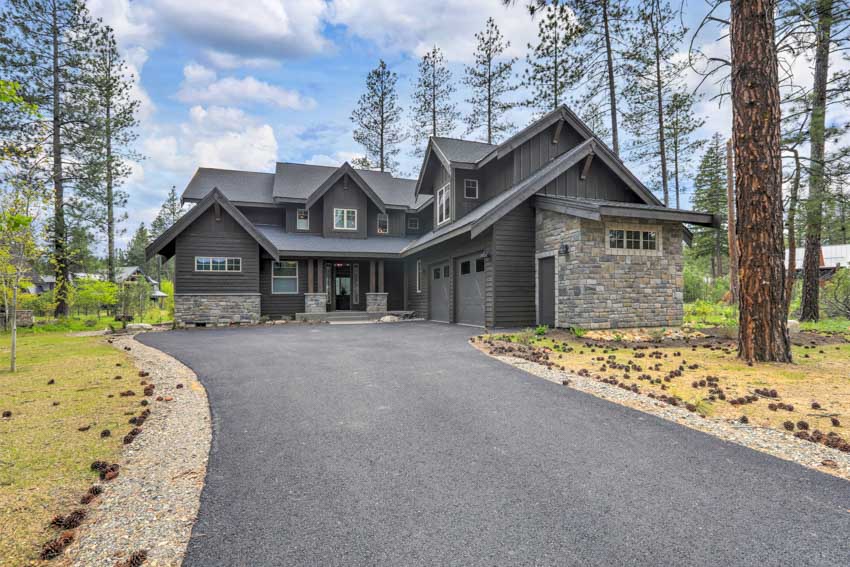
[
  {"left": 333, "top": 208, "right": 357, "bottom": 231},
  {"left": 407, "top": 216, "right": 420, "bottom": 230},
  {"left": 194, "top": 256, "right": 242, "bottom": 272},
  {"left": 436, "top": 184, "right": 451, "bottom": 226},
  {"left": 416, "top": 259, "right": 422, "bottom": 293},
  {"left": 271, "top": 260, "right": 299, "bottom": 294},
  {"left": 377, "top": 213, "right": 389, "bottom": 235},
  {"left": 296, "top": 209, "right": 309, "bottom": 231},
  {"left": 463, "top": 178, "right": 479, "bottom": 199},
  {"left": 604, "top": 223, "right": 663, "bottom": 257}
]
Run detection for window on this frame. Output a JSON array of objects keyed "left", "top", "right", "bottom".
[
  {"left": 606, "top": 224, "right": 662, "bottom": 255},
  {"left": 416, "top": 260, "right": 422, "bottom": 293},
  {"left": 296, "top": 209, "right": 309, "bottom": 230},
  {"left": 377, "top": 213, "right": 389, "bottom": 234},
  {"left": 272, "top": 260, "right": 298, "bottom": 294},
  {"left": 407, "top": 217, "right": 420, "bottom": 230},
  {"left": 464, "top": 179, "right": 479, "bottom": 199},
  {"left": 475, "top": 258, "right": 485, "bottom": 272},
  {"left": 436, "top": 184, "right": 450, "bottom": 225},
  {"left": 333, "top": 208, "right": 357, "bottom": 230},
  {"left": 195, "top": 257, "right": 241, "bottom": 272},
  {"left": 460, "top": 260, "right": 471, "bottom": 275}
]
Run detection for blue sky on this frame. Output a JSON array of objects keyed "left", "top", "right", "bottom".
[{"left": 79, "top": 0, "right": 741, "bottom": 248}]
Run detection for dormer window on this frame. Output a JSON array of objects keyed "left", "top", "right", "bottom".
[
  {"left": 296, "top": 209, "right": 309, "bottom": 230},
  {"left": 464, "top": 179, "right": 479, "bottom": 199},
  {"left": 437, "top": 184, "right": 450, "bottom": 225},
  {"left": 377, "top": 213, "right": 389, "bottom": 234}
]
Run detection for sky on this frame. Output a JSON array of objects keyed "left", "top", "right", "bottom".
[{"left": 73, "top": 0, "right": 744, "bottom": 249}]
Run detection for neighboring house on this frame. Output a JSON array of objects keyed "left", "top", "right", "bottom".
[{"left": 146, "top": 105, "right": 716, "bottom": 329}]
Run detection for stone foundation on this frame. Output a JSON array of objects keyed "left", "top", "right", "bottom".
[
  {"left": 304, "top": 293, "right": 327, "bottom": 314},
  {"left": 536, "top": 210, "right": 683, "bottom": 330},
  {"left": 366, "top": 292, "right": 388, "bottom": 313},
  {"left": 174, "top": 294, "right": 261, "bottom": 326}
]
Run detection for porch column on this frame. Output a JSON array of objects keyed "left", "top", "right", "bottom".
[
  {"left": 317, "top": 260, "right": 324, "bottom": 293},
  {"left": 307, "top": 259, "right": 314, "bottom": 293}
]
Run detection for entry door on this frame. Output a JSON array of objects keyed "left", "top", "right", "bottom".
[
  {"left": 455, "top": 253, "right": 485, "bottom": 327},
  {"left": 429, "top": 262, "right": 451, "bottom": 323},
  {"left": 537, "top": 256, "right": 555, "bottom": 327}
]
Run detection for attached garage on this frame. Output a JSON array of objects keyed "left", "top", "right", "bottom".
[
  {"left": 429, "top": 262, "right": 450, "bottom": 323},
  {"left": 455, "top": 253, "right": 485, "bottom": 326}
]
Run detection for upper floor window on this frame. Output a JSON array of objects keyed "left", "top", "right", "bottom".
[
  {"left": 407, "top": 216, "right": 420, "bottom": 231},
  {"left": 464, "top": 179, "right": 479, "bottom": 199},
  {"left": 296, "top": 209, "right": 309, "bottom": 230},
  {"left": 333, "top": 208, "right": 357, "bottom": 230},
  {"left": 436, "top": 184, "right": 450, "bottom": 225},
  {"left": 195, "top": 257, "right": 241, "bottom": 272},
  {"left": 377, "top": 213, "right": 389, "bottom": 234},
  {"left": 605, "top": 224, "right": 662, "bottom": 256},
  {"left": 272, "top": 260, "right": 298, "bottom": 294}
]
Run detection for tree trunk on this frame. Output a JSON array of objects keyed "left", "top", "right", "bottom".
[
  {"left": 730, "top": 0, "right": 792, "bottom": 362},
  {"left": 800, "top": 0, "right": 832, "bottom": 322},
  {"left": 602, "top": 0, "right": 620, "bottom": 156},
  {"left": 726, "top": 139, "right": 739, "bottom": 304},
  {"left": 51, "top": 3, "right": 69, "bottom": 317},
  {"left": 651, "top": 2, "right": 670, "bottom": 206},
  {"left": 786, "top": 149, "right": 801, "bottom": 312}
]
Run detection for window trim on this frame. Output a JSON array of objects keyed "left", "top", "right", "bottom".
[
  {"left": 463, "top": 179, "right": 479, "bottom": 200},
  {"left": 333, "top": 208, "right": 358, "bottom": 231},
  {"left": 416, "top": 259, "right": 422, "bottom": 293},
  {"left": 194, "top": 256, "right": 242, "bottom": 273},
  {"left": 604, "top": 223, "right": 663, "bottom": 256},
  {"left": 436, "top": 183, "right": 451, "bottom": 226},
  {"left": 376, "top": 212, "right": 389, "bottom": 235},
  {"left": 407, "top": 216, "right": 420, "bottom": 230},
  {"left": 296, "top": 208, "right": 309, "bottom": 231},
  {"left": 271, "top": 260, "right": 299, "bottom": 294}
]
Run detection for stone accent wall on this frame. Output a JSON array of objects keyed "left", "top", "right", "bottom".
[
  {"left": 304, "top": 293, "right": 327, "bottom": 314},
  {"left": 366, "top": 292, "right": 388, "bottom": 313},
  {"left": 174, "top": 294, "right": 261, "bottom": 326},
  {"left": 536, "top": 210, "right": 683, "bottom": 329}
]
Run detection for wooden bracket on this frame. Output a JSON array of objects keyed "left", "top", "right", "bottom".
[{"left": 579, "top": 154, "right": 594, "bottom": 181}]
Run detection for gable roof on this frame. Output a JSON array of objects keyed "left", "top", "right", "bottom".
[
  {"left": 146, "top": 187, "right": 279, "bottom": 261},
  {"left": 304, "top": 162, "right": 386, "bottom": 212},
  {"left": 182, "top": 168, "right": 275, "bottom": 205}
]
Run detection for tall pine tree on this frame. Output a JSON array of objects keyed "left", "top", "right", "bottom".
[
  {"left": 463, "top": 18, "right": 519, "bottom": 144},
  {"left": 691, "top": 134, "right": 728, "bottom": 280},
  {"left": 523, "top": 2, "right": 579, "bottom": 116},
  {"left": 350, "top": 60, "right": 404, "bottom": 173},
  {"left": 410, "top": 46, "right": 459, "bottom": 155},
  {"left": 0, "top": 0, "right": 99, "bottom": 316}
]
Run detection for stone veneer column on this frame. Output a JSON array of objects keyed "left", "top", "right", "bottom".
[
  {"left": 304, "top": 292, "right": 327, "bottom": 314},
  {"left": 366, "top": 292, "right": 388, "bottom": 313}
]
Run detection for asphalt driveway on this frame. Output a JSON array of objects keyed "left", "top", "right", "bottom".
[{"left": 138, "top": 322, "right": 850, "bottom": 566}]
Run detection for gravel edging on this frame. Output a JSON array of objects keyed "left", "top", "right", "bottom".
[
  {"left": 57, "top": 333, "right": 212, "bottom": 567},
  {"left": 472, "top": 341, "right": 850, "bottom": 482}
]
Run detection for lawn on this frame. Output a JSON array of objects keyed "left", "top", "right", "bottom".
[
  {"left": 487, "top": 328, "right": 850, "bottom": 454},
  {"left": 0, "top": 331, "right": 139, "bottom": 566}
]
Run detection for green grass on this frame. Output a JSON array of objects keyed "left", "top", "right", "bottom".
[{"left": 0, "top": 331, "right": 138, "bottom": 566}]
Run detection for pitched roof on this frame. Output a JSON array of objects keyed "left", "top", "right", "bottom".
[
  {"left": 182, "top": 168, "right": 275, "bottom": 205},
  {"left": 256, "top": 225, "right": 412, "bottom": 258},
  {"left": 146, "top": 187, "right": 279, "bottom": 261}
]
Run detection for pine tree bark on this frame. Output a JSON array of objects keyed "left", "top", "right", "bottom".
[
  {"left": 601, "top": 0, "right": 620, "bottom": 156},
  {"left": 800, "top": 0, "right": 832, "bottom": 322},
  {"left": 730, "top": 0, "right": 792, "bottom": 362},
  {"left": 51, "top": 1, "right": 70, "bottom": 317}
]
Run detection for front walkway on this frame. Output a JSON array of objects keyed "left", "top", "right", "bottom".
[{"left": 138, "top": 323, "right": 850, "bottom": 567}]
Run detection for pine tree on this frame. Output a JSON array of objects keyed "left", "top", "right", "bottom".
[
  {"left": 410, "top": 46, "right": 459, "bottom": 155},
  {"left": 463, "top": 18, "right": 519, "bottom": 144},
  {"left": 621, "top": 0, "right": 688, "bottom": 206},
  {"left": 523, "top": 2, "right": 579, "bottom": 116},
  {"left": 0, "top": 0, "right": 99, "bottom": 316},
  {"left": 76, "top": 25, "right": 140, "bottom": 284},
  {"left": 691, "top": 134, "right": 728, "bottom": 280},
  {"left": 665, "top": 91, "right": 705, "bottom": 209},
  {"left": 350, "top": 60, "right": 404, "bottom": 173}
]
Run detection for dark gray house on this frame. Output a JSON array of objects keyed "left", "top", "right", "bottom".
[{"left": 146, "top": 106, "right": 715, "bottom": 329}]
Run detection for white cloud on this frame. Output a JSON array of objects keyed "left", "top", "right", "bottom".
[
  {"left": 327, "top": 0, "right": 537, "bottom": 62},
  {"left": 176, "top": 64, "right": 315, "bottom": 110}
]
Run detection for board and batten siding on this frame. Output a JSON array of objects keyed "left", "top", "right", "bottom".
[
  {"left": 174, "top": 207, "right": 260, "bottom": 294},
  {"left": 492, "top": 201, "right": 536, "bottom": 328}
]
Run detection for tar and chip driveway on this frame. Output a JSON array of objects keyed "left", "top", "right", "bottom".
[{"left": 139, "top": 323, "right": 850, "bottom": 567}]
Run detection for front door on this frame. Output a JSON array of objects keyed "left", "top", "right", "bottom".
[
  {"left": 334, "top": 263, "right": 352, "bottom": 310},
  {"left": 430, "top": 262, "right": 451, "bottom": 323}
]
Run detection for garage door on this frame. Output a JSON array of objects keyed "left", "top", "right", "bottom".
[
  {"left": 455, "top": 253, "right": 485, "bottom": 327},
  {"left": 430, "top": 262, "right": 450, "bottom": 323}
]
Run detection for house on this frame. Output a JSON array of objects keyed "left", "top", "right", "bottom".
[{"left": 146, "top": 105, "right": 716, "bottom": 329}]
